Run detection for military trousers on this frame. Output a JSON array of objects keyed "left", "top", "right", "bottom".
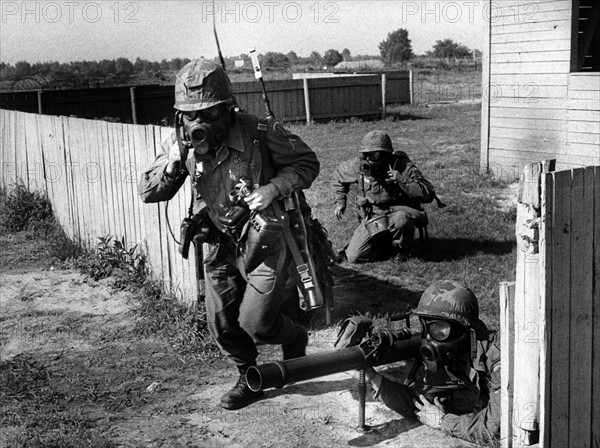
[
  {"left": 346, "top": 205, "right": 427, "bottom": 263},
  {"left": 204, "top": 238, "right": 299, "bottom": 367}
]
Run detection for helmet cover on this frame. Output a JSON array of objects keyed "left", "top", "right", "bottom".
[
  {"left": 174, "top": 58, "right": 233, "bottom": 111},
  {"left": 359, "top": 130, "right": 393, "bottom": 153},
  {"left": 413, "top": 280, "right": 482, "bottom": 329}
]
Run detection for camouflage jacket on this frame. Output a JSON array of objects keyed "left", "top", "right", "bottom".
[
  {"left": 332, "top": 151, "right": 435, "bottom": 211},
  {"left": 138, "top": 113, "right": 320, "bottom": 232}
]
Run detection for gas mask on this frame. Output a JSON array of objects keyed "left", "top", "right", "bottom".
[
  {"left": 360, "top": 151, "right": 389, "bottom": 178},
  {"left": 419, "top": 318, "right": 473, "bottom": 373},
  {"left": 176, "top": 103, "right": 232, "bottom": 159}
]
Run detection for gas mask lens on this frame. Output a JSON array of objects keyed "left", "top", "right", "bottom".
[
  {"left": 183, "top": 105, "right": 224, "bottom": 123},
  {"left": 361, "top": 151, "right": 384, "bottom": 161},
  {"left": 426, "top": 320, "right": 452, "bottom": 341}
]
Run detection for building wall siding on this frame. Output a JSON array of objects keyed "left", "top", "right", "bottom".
[{"left": 483, "top": 0, "right": 599, "bottom": 177}]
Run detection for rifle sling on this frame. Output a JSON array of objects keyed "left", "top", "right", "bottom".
[{"left": 255, "top": 121, "right": 312, "bottom": 295}]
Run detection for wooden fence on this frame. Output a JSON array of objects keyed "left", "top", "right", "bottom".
[
  {"left": 502, "top": 161, "right": 599, "bottom": 448},
  {"left": 0, "top": 108, "right": 198, "bottom": 303},
  {"left": 0, "top": 72, "right": 410, "bottom": 125}
]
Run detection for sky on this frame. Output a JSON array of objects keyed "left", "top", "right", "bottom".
[{"left": 0, "top": 1, "right": 487, "bottom": 64}]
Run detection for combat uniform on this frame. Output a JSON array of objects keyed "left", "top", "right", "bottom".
[
  {"left": 332, "top": 150, "right": 435, "bottom": 262},
  {"left": 372, "top": 332, "right": 501, "bottom": 444},
  {"left": 139, "top": 112, "right": 319, "bottom": 367}
]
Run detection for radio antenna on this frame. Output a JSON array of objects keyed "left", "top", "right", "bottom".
[{"left": 212, "top": 0, "right": 226, "bottom": 70}]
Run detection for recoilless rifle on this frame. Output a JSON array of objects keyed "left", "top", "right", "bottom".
[{"left": 246, "top": 315, "right": 423, "bottom": 431}]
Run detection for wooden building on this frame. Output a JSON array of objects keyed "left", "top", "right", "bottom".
[{"left": 480, "top": 0, "right": 599, "bottom": 178}]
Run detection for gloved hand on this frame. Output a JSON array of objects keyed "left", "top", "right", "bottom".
[
  {"left": 334, "top": 316, "right": 373, "bottom": 349},
  {"left": 386, "top": 169, "right": 402, "bottom": 184},
  {"left": 244, "top": 183, "right": 279, "bottom": 211},
  {"left": 334, "top": 205, "right": 346, "bottom": 220},
  {"left": 414, "top": 394, "right": 446, "bottom": 430},
  {"left": 166, "top": 140, "right": 186, "bottom": 177}
]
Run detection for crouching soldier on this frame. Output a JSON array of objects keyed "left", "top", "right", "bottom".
[{"left": 332, "top": 130, "right": 436, "bottom": 263}]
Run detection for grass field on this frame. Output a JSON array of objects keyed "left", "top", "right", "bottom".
[{"left": 288, "top": 101, "right": 516, "bottom": 330}]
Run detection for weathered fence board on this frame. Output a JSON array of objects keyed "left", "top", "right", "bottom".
[
  {"left": 593, "top": 166, "right": 600, "bottom": 448},
  {"left": 568, "top": 167, "right": 594, "bottom": 448},
  {"left": 500, "top": 281, "right": 516, "bottom": 448},
  {"left": 549, "top": 169, "right": 572, "bottom": 448}
]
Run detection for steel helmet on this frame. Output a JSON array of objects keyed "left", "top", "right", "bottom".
[
  {"left": 413, "top": 280, "right": 482, "bottom": 329},
  {"left": 174, "top": 58, "right": 234, "bottom": 111},
  {"left": 359, "top": 130, "right": 394, "bottom": 153}
]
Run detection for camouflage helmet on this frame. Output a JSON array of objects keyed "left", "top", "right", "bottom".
[
  {"left": 174, "top": 58, "right": 234, "bottom": 111},
  {"left": 413, "top": 280, "right": 482, "bottom": 329},
  {"left": 359, "top": 130, "right": 393, "bottom": 153}
]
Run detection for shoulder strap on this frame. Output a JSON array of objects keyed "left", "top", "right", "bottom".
[{"left": 255, "top": 119, "right": 272, "bottom": 184}]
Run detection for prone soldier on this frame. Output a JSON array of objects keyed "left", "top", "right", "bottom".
[{"left": 360, "top": 281, "right": 501, "bottom": 444}]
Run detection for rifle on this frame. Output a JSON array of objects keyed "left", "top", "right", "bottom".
[
  {"left": 249, "top": 48, "right": 330, "bottom": 316},
  {"left": 246, "top": 316, "right": 422, "bottom": 431}
]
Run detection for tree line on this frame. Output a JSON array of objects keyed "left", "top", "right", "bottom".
[{"left": 0, "top": 31, "right": 480, "bottom": 90}]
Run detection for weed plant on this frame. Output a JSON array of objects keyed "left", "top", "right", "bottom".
[{"left": 0, "top": 181, "right": 53, "bottom": 233}]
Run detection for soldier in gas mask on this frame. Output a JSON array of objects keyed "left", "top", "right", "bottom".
[
  {"left": 138, "top": 58, "right": 320, "bottom": 410},
  {"left": 332, "top": 130, "right": 435, "bottom": 263},
  {"left": 364, "top": 280, "right": 501, "bottom": 444}
]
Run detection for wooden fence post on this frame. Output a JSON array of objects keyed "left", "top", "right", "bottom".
[
  {"left": 381, "top": 74, "right": 387, "bottom": 119},
  {"left": 302, "top": 78, "right": 311, "bottom": 125},
  {"left": 37, "top": 90, "right": 43, "bottom": 114},
  {"left": 512, "top": 161, "right": 546, "bottom": 446},
  {"left": 500, "top": 281, "right": 516, "bottom": 448},
  {"left": 538, "top": 159, "right": 555, "bottom": 448},
  {"left": 130, "top": 87, "right": 138, "bottom": 125},
  {"left": 409, "top": 70, "right": 414, "bottom": 105}
]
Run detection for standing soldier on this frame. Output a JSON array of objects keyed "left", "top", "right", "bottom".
[
  {"left": 138, "top": 58, "right": 320, "bottom": 410},
  {"left": 332, "top": 130, "right": 436, "bottom": 263}
]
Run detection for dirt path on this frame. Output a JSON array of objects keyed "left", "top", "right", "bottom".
[{"left": 0, "top": 233, "right": 477, "bottom": 448}]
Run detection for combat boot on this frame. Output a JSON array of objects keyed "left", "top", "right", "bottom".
[
  {"left": 282, "top": 326, "right": 309, "bottom": 360},
  {"left": 220, "top": 366, "right": 264, "bottom": 410}
]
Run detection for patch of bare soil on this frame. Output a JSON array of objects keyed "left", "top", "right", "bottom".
[{"left": 0, "top": 233, "right": 478, "bottom": 448}]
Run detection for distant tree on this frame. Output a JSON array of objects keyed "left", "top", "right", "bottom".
[
  {"left": 134, "top": 57, "right": 150, "bottom": 74},
  {"left": 342, "top": 48, "right": 351, "bottom": 61},
  {"left": 14, "top": 61, "right": 32, "bottom": 78},
  {"left": 309, "top": 51, "right": 322, "bottom": 65},
  {"left": 116, "top": 57, "right": 134, "bottom": 75},
  {"left": 323, "top": 49, "right": 343, "bottom": 66},
  {"left": 286, "top": 51, "right": 299, "bottom": 64},
  {"left": 473, "top": 49, "right": 482, "bottom": 58},
  {"left": 98, "top": 59, "right": 116, "bottom": 74},
  {"left": 379, "top": 28, "right": 413, "bottom": 64},
  {"left": 429, "top": 39, "right": 472, "bottom": 59},
  {"left": 261, "top": 52, "right": 291, "bottom": 70},
  {"left": 0, "top": 63, "right": 15, "bottom": 79},
  {"left": 159, "top": 59, "right": 170, "bottom": 71}
]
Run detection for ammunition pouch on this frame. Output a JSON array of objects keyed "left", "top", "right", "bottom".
[
  {"left": 364, "top": 214, "right": 391, "bottom": 238},
  {"left": 179, "top": 210, "right": 212, "bottom": 259},
  {"left": 236, "top": 207, "right": 284, "bottom": 273}
]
